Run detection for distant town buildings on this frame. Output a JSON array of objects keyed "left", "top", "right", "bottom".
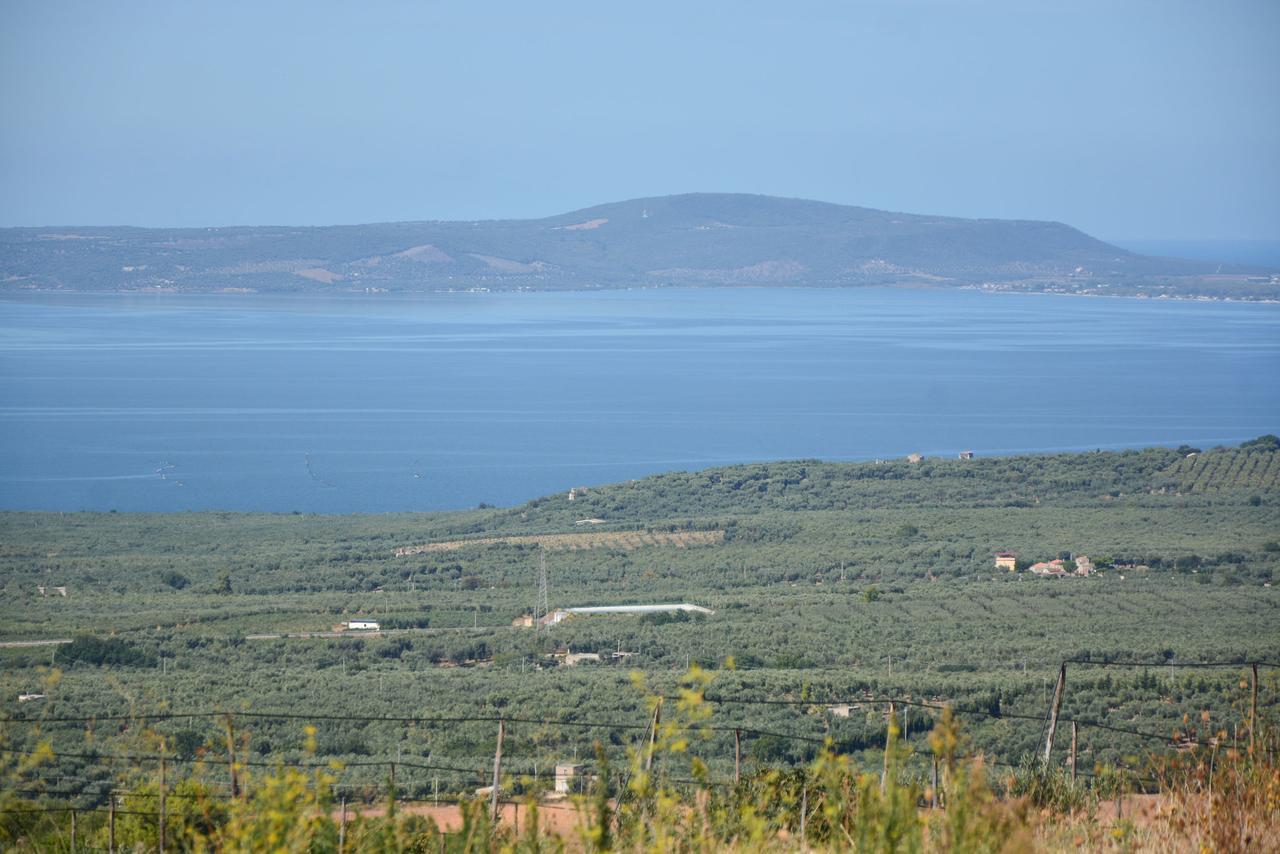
[
  {"left": 958, "top": 450, "right": 974, "bottom": 460},
  {"left": 995, "top": 552, "right": 1018, "bottom": 571},
  {"left": 344, "top": 619, "right": 380, "bottom": 631},
  {"left": 907, "top": 453, "right": 924, "bottom": 463}
]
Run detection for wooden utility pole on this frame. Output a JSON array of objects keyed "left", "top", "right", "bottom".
[
  {"left": 1069, "top": 721, "right": 1078, "bottom": 784},
  {"left": 389, "top": 762, "right": 397, "bottom": 815},
  {"left": 108, "top": 794, "right": 116, "bottom": 854},
  {"left": 930, "top": 758, "right": 939, "bottom": 808},
  {"left": 1042, "top": 664, "right": 1067, "bottom": 768},
  {"left": 70, "top": 808, "right": 76, "bottom": 854},
  {"left": 224, "top": 713, "right": 240, "bottom": 798},
  {"left": 1251, "top": 662, "right": 1259, "bottom": 752},
  {"left": 734, "top": 729, "right": 741, "bottom": 785},
  {"left": 490, "top": 719, "right": 505, "bottom": 821},
  {"left": 159, "top": 759, "right": 168, "bottom": 854}
]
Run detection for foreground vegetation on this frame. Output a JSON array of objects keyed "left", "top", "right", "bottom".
[
  {"left": 2, "top": 669, "right": 1276, "bottom": 851},
  {"left": 0, "top": 438, "right": 1277, "bottom": 848}
]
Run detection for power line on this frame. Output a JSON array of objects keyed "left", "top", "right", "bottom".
[{"left": 1064, "top": 658, "right": 1280, "bottom": 669}]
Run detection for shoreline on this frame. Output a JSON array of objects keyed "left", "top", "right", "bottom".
[
  {"left": 0, "top": 437, "right": 1274, "bottom": 517},
  {"left": 2, "top": 281, "right": 1280, "bottom": 305}
]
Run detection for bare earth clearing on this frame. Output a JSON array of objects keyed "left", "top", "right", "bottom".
[{"left": 393, "top": 529, "right": 723, "bottom": 556}]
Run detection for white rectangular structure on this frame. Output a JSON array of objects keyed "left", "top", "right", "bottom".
[
  {"left": 564, "top": 603, "right": 713, "bottom": 616},
  {"left": 555, "top": 763, "right": 584, "bottom": 794}
]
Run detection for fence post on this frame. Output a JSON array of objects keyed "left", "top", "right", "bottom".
[
  {"left": 931, "top": 757, "right": 939, "bottom": 808},
  {"left": 1042, "top": 663, "right": 1067, "bottom": 768},
  {"left": 1069, "top": 721, "right": 1078, "bottom": 784},
  {"left": 490, "top": 718, "right": 505, "bottom": 823},
  {"left": 734, "top": 729, "right": 741, "bottom": 785}
]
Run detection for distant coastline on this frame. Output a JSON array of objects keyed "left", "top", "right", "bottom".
[
  {"left": 4, "top": 194, "right": 1277, "bottom": 301},
  {"left": 4, "top": 278, "right": 1280, "bottom": 303}
]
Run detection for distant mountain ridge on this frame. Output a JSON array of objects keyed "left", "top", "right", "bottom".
[{"left": 2, "top": 193, "right": 1274, "bottom": 298}]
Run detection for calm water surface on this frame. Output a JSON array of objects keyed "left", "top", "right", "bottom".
[{"left": 1, "top": 288, "right": 1277, "bottom": 512}]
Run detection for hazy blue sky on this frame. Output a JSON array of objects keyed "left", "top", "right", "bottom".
[{"left": 2, "top": 0, "right": 1277, "bottom": 239}]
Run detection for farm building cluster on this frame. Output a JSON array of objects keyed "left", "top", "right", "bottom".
[{"left": 995, "top": 552, "right": 1096, "bottom": 577}]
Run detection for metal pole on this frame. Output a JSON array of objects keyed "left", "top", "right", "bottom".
[
  {"left": 1070, "top": 721, "right": 1078, "bottom": 784},
  {"left": 645, "top": 699, "right": 663, "bottom": 774},
  {"left": 159, "top": 758, "right": 167, "bottom": 854},
  {"left": 734, "top": 729, "right": 741, "bottom": 785},
  {"left": 490, "top": 718, "right": 505, "bottom": 822},
  {"left": 1251, "top": 662, "right": 1259, "bottom": 752},
  {"left": 881, "top": 702, "right": 895, "bottom": 792},
  {"left": 225, "top": 713, "right": 240, "bottom": 798},
  {"left": 931, "top": 758, "right": 939, "bottom": 808},
  {"left": 1042, "top": 663, "right": 1067, "bottom": 768},
  {"left": 338, "top": 797, "right": 346, "bottom": 854},
  {"left": 799, "top": 784, "right": 807, "bottom": 850}
]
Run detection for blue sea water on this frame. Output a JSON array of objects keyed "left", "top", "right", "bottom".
[{"left": 0, "top": 288, "right": 1277, "bottom": 513}]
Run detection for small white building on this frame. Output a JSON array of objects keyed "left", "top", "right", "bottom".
[
  {"left": 555, "top": 762, "right": 585, "bottom": 794},
  {"left": 345, "top": 619, "right": 380, "bottom": 631}
]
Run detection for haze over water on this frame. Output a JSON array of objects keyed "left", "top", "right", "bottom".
[{"left": 1, "top": 288, "right": 1276, "bottom": 513}]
